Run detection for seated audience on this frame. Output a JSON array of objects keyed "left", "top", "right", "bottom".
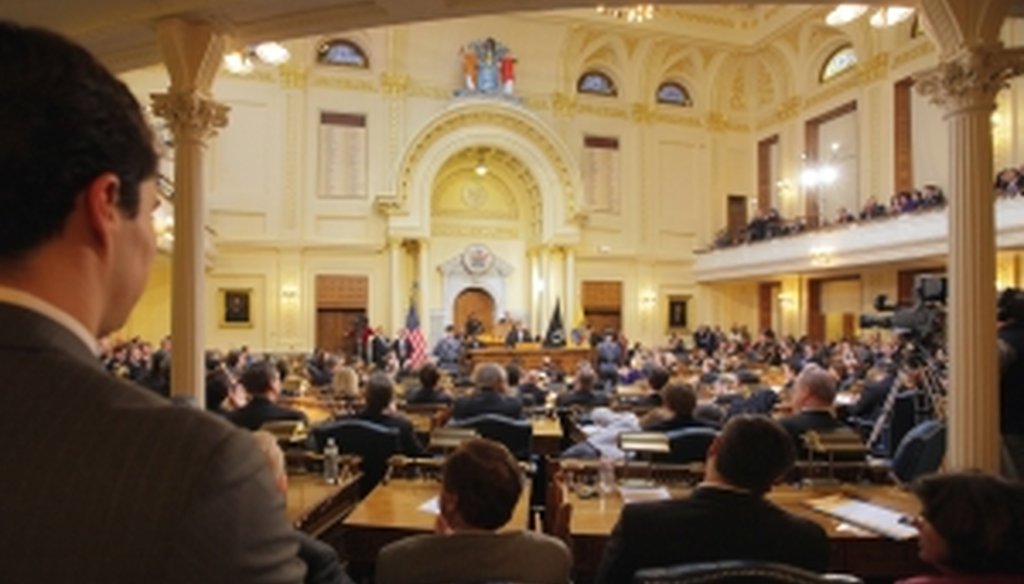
[
  {"left": 642, "top": 383, "right": 710, "bottom": 432},
  {"left": 352, "top": 373, "right": 426, "bottom": 457},
  {"left": 251, "top": 431, "right": 352, "bottom": 584},
  {"left": 779, "top": 364, "right": 849, "bottom": 457},
  {"left": 228, "top": 361, "right": 309, "bottom": 431},
  {"left": 897, "top": 471, "right": 1024, "bottom": 584},
  {"left": 330, "top": 359, "right": 361, "bottom": 401},
  {"left": 376, "top": 439, "right": 571, "bottom": 584},
  {"left": 404, "top": 363, "right": 452, "bottom": 405},
  {"left": 556, "top": 367, "right": 609, "bottom": 408},
  {"left": 595, "top": 415, "right": 828, "bottom": 583},
  {"left": 452, "top": 362, "right": 524, "bottom": 420}
]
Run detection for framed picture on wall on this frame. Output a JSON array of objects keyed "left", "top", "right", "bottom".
[
  {"left": 220, "top": 288, "right": 253, "bottom": 328},
  {"left": 668, "top": 297, "right": 688, "bottom": 330}
]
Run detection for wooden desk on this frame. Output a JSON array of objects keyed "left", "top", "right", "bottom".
[
  {"left": 342, "top": 478, "right": 532, "bottom": 569},
  {"left": 569, "top": 483, "right": 927, "bottom": 583},
  {"left": 467, "top": 345, "right": 592, "bottom": 371},
  {"left": 286, "top": 472, "right": 361, "bottom": 536},
  {"left": 531, "top": 416, "right": 563, "bottom": 456}
]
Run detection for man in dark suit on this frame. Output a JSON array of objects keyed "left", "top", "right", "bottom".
[
  {"left": 352, "top": 373, "right": 426, "bottom": 457},
  {"left": 504, "top": 320, "right": 531, "bottom": 348},
  {"left": 0, "top": 22, "right": 302, "bottom": 583},
  {"left": 556, "top": 367, "right": 609, "bottom": 408},
  {"left": 642, "top": 383, "right": 711, "bottom": 432},
  {"left": 596, "top": 416, "right": 829, "bottom": 584},
  {"left": 779, "top": 364, "right": 851, "bottom": 457},
  {"left": 596, "top": 331, "right": 623, "bottom": 387},
  {"left": 228, "top": 361, "right": 309, "bottom": 431},
  {"left": 452, "top": 362, "right": 523, "bottom": 419}
]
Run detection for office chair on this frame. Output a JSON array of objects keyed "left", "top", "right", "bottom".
[
  {"left": 311, "top": 419, "right": 400, "bottom": 497},
  {"left": 890, "top": 419, "right": 946, "bottom": 484},
  {"left": 450, "top": 413, "right": 533, "bottom": 459},
  {"left": 633, "top": 560, "right": 864, "bottom": 584}
]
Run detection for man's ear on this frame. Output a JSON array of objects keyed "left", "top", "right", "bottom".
[
  {"left": 706, "top": 435, "right": 721, "bottom": 459},
  {"left": 82, "top": 172, "right": 122, "bottom": 251}
]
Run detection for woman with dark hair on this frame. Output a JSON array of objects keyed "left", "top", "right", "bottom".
[{"left": 897, "top": 471, "right": 1024, "bottom": 583}]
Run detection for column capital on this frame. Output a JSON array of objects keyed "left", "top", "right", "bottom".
[
  {"left": 151, "top": 92, "right": 229, "bottom": 141},
  {"left": 915, "top": 45, "right": 1024, "bottom": 114}
]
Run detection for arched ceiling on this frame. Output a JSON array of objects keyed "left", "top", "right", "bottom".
[{"left": 3, "top": 1, "right": 895, "bottom": 72}]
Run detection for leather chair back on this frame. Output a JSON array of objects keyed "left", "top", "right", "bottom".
[
  {"left": 633, "top": 560, "right": 864, "bottom": 584},
  {"left": 311, "top": 419, "right": 400, "bottom": 497},
  {"left": 891, "top": 419, "right": 946, "bottom": 484},
  {"left": 451, "top": 414, "right": 533, "bottom": 459},
  {"left": 659, "top": 427, "right": 718, "bottom": 464}
]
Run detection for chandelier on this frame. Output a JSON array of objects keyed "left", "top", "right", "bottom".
[
  {"left": 825, "top": 4, "right": 915, "bottom": 28},
  {"left": 223, "top": 41, "right": 291, "bottom": 75},
  {"left": 596, "top": 4, "right": 656, "bottom": 24}
]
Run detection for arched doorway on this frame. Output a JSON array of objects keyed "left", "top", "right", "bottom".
[{"left": 454, "top": 287, "right": 495, "bottom": 337}]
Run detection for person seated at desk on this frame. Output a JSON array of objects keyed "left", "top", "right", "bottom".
[
  {"left": 351, "top": 373, "right": 426, "bottom": 457},
  {"left": 251, "top": 431, "right": 353, "bottom": 584},
  {"left": 376, "top": 439, "right": 571, "bottom": 584},
  {"left": 897, "top": 471, "right": 1024, "bottom": 584},
  {"left": 508, "top": 364, "right": 548, "bottom": 407},
  {"left": 779, "top": 364, "right": 851, "bottom": 457},
  {"left": 404, "top": 363, "right": 453, "bottom": 405},
  {"left": 228, "top": 360, "right": 309, "bottom": 431},
  {"left": 452, "top": 362, "right": 523, "bottom": 420},
  {"left": 556, "top": 367, "right": 609, "bottom": 409},
  {"left": 595, "top": 415, "right": 828, "bottom": 584},
  {"left": 504, "top": 320, "right": 531, "bottom": 348},
  {"left": 641, "top": 383, "right": 710, "bottom": 432}
]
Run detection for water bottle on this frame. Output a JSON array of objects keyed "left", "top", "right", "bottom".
[
  {"left": 599, "top": 454, "right": 616, "bottom": 495},
  {"left": 323, "top": 437, "right": 339, "bottom": 485}
]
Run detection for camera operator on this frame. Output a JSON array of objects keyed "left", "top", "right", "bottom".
[{"left": 998, "top": 289, "right": 1024, "bottom": 479}]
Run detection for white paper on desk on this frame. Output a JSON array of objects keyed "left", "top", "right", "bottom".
[
  {"left": 418, "top": 496, "right": 440, "bottom": 515},
  {"left": 618, "top": 485, "right": 671, "bottom": 504},
  {"left": 805, "top": 495, "right": 918, "bottom": 540}
]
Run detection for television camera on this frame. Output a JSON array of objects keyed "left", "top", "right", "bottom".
[{"left": 859, "top": 275, "right": 946, "bottom": 347}]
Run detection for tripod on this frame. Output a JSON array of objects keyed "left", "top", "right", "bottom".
[{"left": 865, "top": 340, "right": 946, "bottom": 452}]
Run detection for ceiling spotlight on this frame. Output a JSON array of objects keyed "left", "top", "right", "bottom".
[{"left": 474, "top": 161, "right": 488, "bottom": 177}]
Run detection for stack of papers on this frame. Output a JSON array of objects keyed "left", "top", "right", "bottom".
[
  {"left": 618, "top": 485, "right": 671, "bottom": 504},
  {"left": 805, "top": 494, "right": 918, "bottom": 540}
]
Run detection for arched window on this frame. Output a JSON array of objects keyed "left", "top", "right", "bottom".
[
  {"left": 819, "top": 45, "right": 857, "bottom": 82},
  {"left": 317, "top": 39, "right": 369, "bottom": 68},
  {"left": 656, "top": 81, "right": 692, "bottom": 106},
  {"left": 577, "top": 70, "right": 618, "bottom": 97}
]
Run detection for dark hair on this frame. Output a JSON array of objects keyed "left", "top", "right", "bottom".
[
  {"left": 505, "top": 364, "right": 522, "bottom": 387},
  {"left": 648, "top": 366, "right": 670, "bottom": 391},
  {"left": 714, "top": 415, "right": 795, "bottom": 494},
  {"left": 662, "top": 383, "right": 697, "bottom": 417},
  {"left": 913, "top": 471, "right": 1024, "bottom": 574},
  {"left": 239, "top": 361, "right": 278, "bottom": 396},
  {"left": 576, "top": 368, "right": 596, "bottom": 391},
  {"left": 364, "top": 373, "right": 394, "bottom": 414},
  {"left": 0, "top": 22, "right": 157, "bottom": 259},
  {"left": 204, "top": 369, "right": 230, "bottom": 411},
  {"left": 418, "top": 363, "right": 440, "bottom": 390},
  {"left": 442, "top": 438, "right": 522, "bottom": 530}
]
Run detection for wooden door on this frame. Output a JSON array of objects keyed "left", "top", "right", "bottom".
[
  {"left": 727, "top": 195, "right": 748, "bottom": 242},
  {"left": 758, "top": 282, "right": 779, "bottom": 334},
  {"left": 454, "top": 288, "right": 495, "bottom": 336},
  {"left": 316, "top": 309, "right": 365, "bottom": 355},
  {"left": 582, "top": 281, "right": 623, "bottom": 334}
]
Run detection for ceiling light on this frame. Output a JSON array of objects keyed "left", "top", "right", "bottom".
[
  {"left": 870, "top": 6, "right": 915, "bottom": 28},
  {"left": 223, "top": 51, "right": 254, "bottom": 75},
  {"left": 825, "top": 4, "right": 868, "bottom": 27},
  {"left": 254, "top": 42, "right": 291, "bottom": 65},
  {"left": 474, "top": 161, "right": 488, "bottom": 176}
]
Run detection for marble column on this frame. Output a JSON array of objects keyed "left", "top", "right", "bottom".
[
  {"left": 540, "top": 246, "right": 552, "bottom": 333},
  {"left": 417, "top": 239, "right": 431, "bottom": 342},
  {"left": 152, "top": 19, "right": 228, "bottom": 406},
  {"left": 565, "top": 247, "right": 577, "bottom": 328},
  {"left": 389, "top": 239, "right": 402, "bottom": 334},
  {"left": 916, "top": 45, "right": 1024, "bottom": 471}
]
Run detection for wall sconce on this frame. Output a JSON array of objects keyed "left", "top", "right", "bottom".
[
  {"left": 281, "top": 285, "right": 298, "bottom": 301},
  {"left": 777, "top": 292, "right": 796, "bottom": 310},
  {"left": 640, "top": 290, "right": 657, "bottom": 311},
  {"left": 809, "top": 246, "right": 835, "bottom": 267}
]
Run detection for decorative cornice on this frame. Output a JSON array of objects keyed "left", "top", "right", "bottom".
[
  {"left": 705, "top": 111, "right": 749, "bottom": 133},
  {"left": 309, "top": 74, "right": 378, "bottom": 93},
  {"left": 150, "top": 92, "right": 229, "bottom": 139},
  {"left": 277, "top": 64, "right": 308, "bottom": 90},
  {"left": 380, "top": 72, "right": 410, "bottom": 96},
  {"left": 892, "top": 41, "right": 935, "bottom": 70},
  {"left": 433, "top": 224, "right": 520, "bottom": 239},
  {"left": 915, "top": 46, "right": 1024, "bottom": 113}
]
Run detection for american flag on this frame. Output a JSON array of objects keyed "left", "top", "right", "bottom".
[{"left": 402, "top": 300, "right": 428, "bottom": 370}]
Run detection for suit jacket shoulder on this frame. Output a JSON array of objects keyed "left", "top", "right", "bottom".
[{"left": 0, "top": 304, "right": 304, "bottom": 584}]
